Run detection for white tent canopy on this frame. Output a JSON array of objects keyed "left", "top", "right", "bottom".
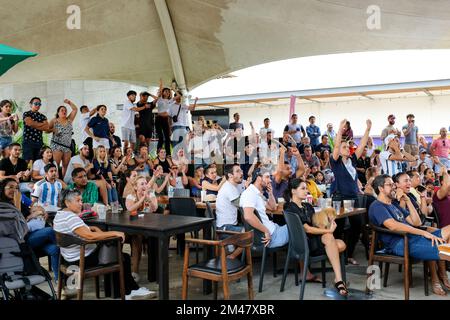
[{"left": 2, "top": 0, "right": 450, "bottom": 91}]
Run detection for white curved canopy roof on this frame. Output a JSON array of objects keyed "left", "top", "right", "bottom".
[{"left": 2, "top": 0, "right": 450, "bottom": 90}]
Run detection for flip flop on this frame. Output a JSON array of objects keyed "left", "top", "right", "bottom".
[
  {"left": 347, "top": 258, "right": 359, "bottom": 265},
  {"left": 305, "top": 275, "right": 323, "bottom": 283}
]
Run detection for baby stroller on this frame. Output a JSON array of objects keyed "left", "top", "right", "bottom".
[
  {"left": 0, "top": 236, "right": 56, "bottom": 300},
  {"left": 0, "top": 204, "right": 56, "bottom": 301}
]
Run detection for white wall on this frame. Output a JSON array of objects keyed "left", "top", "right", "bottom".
[{"left": 229, "top": 94, "right": 450, "bottom": 139}]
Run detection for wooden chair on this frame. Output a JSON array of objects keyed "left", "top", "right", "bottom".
[
  {"left": 182, "top": 230, "right": 254, "bottom": 300},
  {"left": 366, "top": 224, "right": 429, "bottom": 300},
  {"left": 55, "top": 232, "right": 125, "bottom": 300}
]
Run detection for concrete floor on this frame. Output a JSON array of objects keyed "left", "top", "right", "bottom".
[{"left": 37, "top": 240, "right": 450, "bottom": 301}]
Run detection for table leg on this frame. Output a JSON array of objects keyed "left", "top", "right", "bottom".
[
  {"left": 203, "top": 225, "right": 212, "bottom": 295},
  {"left": 148, "top": 237, "right": 158, "bottom": 282},
  {"left": 158, "top": 236, "right": 169, "bottom": 300}
]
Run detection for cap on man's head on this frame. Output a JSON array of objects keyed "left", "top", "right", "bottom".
[
  {"left": 79, "top": 144, "right": 89, "bottom": 152},
  {"left": 384, "top": 134, "right": 397, "bottom": 149},
  {"left": 420, "top": 150, "right": 427, "bottom": 154}
]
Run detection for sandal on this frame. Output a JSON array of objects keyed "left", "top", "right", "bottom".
[
  {"left": 432, "top": 281, "right": 447, "bottom": 296},
  {"left": 334, "top": 280, "right": 349, "bottom": 297},
  {"left": 438, "top": 274, "right": 450, "bottom": 290}
]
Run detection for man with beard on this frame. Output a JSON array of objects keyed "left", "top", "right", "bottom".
[
  {"left": 216, "top": 164, "right": 245, "bottom": 258},
  {"left": 381, "top": 114, "right": 401, "bottom": 141},
  {"left": 369, "top": 174, "right": 450, "bottom": 296},
  {"left": 240, "top": 168, "right": 288, "bottom": 248}
]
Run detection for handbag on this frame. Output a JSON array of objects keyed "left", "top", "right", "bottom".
[
  {"left": 98, "top": 240, "right": 119, "bottom": 265},
  {"left": 172, "top": 104, "right": 182, "bottom": 123}
]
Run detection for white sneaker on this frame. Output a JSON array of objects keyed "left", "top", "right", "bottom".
[
  {"left": 125, "top": 288, "right": 157, "bottom": 300},
  {"left": 132, "top": 272, "right": 140, "bottom": 282}
]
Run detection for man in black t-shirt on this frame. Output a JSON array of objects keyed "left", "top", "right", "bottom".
[
  {"left": 136, "top": 92, "right": 156, "bottom": 146},
  {"left": 0, "top": 143, "right": 32, "bottom": 192},
  {"left": 22, "top": 97, "right": 49, "bottom": 162}
]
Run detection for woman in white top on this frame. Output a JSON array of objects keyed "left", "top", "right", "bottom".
[
  {"left": 125, "top": 176, "right": 157, "bottom": 280},
  {"left": 32, "top": 146, "right": 58, "bottom": 181},
  {"left": 53, "top": 189, "right": 155, "bottom": 299},
  {"left": 155, "top": 79, "right": 173, "bottom": 155}
]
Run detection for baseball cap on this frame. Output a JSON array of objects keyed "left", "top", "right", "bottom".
[
  {"left": 384, "top": 134, "right": 396, "bottom": 149},
  {"left": 79, "top": 144, "right": 89, "bottom": 152}
]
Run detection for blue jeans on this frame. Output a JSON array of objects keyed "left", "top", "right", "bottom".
[
  {"left": 26, "top": 227, "right": 60, "bottom": 279},
  {"left": 268, "top": 224, "right": 289, "bottom": 248},
  {"left": 392, "top": 229, "right": 441, "bottom": 261},
  {"left": 108, "top": 186, "right": 119, "bottom": 203},
  {"left": 0, "top": 136, "right": 12, "bottom": 150}
]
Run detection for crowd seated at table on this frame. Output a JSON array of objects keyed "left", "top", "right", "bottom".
[{"left": 0, "top": 91, "right": 449, "bottom": 299}]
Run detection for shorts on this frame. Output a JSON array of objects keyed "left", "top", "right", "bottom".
[
  {"left": 0, "top": 136, "right": 12, "bottom": 150},
  {"left": 121, "top": 127, "right": 136, "bottom": 143},
  {"left": 268, "top": 224, "right": 289, "bottom": 248},
  {"left": 404, "top": 144, "right": 419, "bottom": 157},
  {"left": 93, "top": 138, "right": 110, "bottom": 149},
  {"left": 23, "top": 141, "right": 43, "bottom": 161},
  {"left": 392, "top": 229, "right": 442, "bottom": 261},
  {"left": 217, "top": 224, "right": 244, "bottom": 232}
]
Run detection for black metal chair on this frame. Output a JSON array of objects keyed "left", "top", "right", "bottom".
[
  {"left": 169, "top": 197, "right": 201, "bottom": 262},
  {"left": 238, "top": 207, "right": 287, "bottom": 293},
  {"left": 280, "top": 210, "right": 346, "bottom": 299}
]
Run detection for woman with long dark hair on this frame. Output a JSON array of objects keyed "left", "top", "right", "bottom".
[
  {"left": 0, "top": 100, "right": 18, "bottom": 157},
  {"left": 283, "top": 178, "right": 348, "bottom": 296},
  {"left": 155, "top": 80, "right": 173, "bottom": 155},
  {"left": 32, "top": 146, "right": 58, "bottom": 181},
  {"left": 330, "top": 118, "right": 372, "bottom": 265},
  {"left": 48, "top": 100, "right": 78, "bottom": 177}
]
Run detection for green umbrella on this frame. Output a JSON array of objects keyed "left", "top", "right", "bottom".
[{"left": 0, "top": 43, "right": 37, "bottom": 76}]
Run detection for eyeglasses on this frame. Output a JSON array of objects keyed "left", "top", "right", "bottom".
[
  {"left": 383, "top": 183, "right": 395, "bottom": 188},
  {"left": 443, "top": 140, "right": 446, "bottom": 147},
  {"left": 32, "top": 102, "right": 41, "bottom": 107}
]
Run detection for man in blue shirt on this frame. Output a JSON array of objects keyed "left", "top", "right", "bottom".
[
  {"left": 306, "top": 116, "right": 321, "bottom": 149},
  {"left": 369, "top": 175, "right": 450, "bottom": 274}
]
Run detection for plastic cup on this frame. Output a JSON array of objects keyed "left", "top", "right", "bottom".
[
  {"left": 333, "top": 201, "right": 341, "bottom": 215},
  {"left": 97, "top": 205, "right": 106, "bottom": 220},
  {"left": 343, "top": 200, "right": 353, "bottom": 212}
]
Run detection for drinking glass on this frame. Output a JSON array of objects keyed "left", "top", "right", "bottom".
[
  {"left": 97, "top": 205, "right": 106, "bottom": 220},
  {"left": 333, "top": 201, "right": 341, "bottom": 215}
]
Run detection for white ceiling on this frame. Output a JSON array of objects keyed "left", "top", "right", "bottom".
[{"left": 3, "top": 0, "right": 450, "bottom": 90}]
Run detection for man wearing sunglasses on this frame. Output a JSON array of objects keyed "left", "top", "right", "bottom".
[
  {"left": 431, "top": 128, "right": 450, "bottom": 173},
  {"left": 23, "top": 97, "right": 50, "bottom": 163}
]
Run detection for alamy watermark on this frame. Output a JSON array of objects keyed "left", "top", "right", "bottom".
[
  {"left": 67, "top": 5, "right": 81, "bottom": 30},
  {"left": 366, "top": 5, "right": 381, "bottom": 30}
]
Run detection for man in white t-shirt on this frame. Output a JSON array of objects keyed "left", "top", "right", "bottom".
[
  {"left": 169, "top": 93, "right": 197, "bottom": 147},
  {"left": 64, "top": 144, "right": 93, "bottom": 184},
  {"left": 121, "top": 90, "right": 149, "bottom": 153},
  {"left": 216, "top": 164, "right": 244, "bottom": 230},
  {"left": 78, "top": 105, "right": 97, "bottom": 159},
  {"left": 239, "top": 168, "right": 288, "bottom": 248},
  {"left": 380, "top": 134, "right": 416, "bottom": 176},
  {"left": 188, "top": 121, "right": 212, "bottom": 166},
  {"left": 283, "top": 114, "right": 306, "bottom": 145}
]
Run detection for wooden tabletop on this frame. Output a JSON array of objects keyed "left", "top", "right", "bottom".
[{"left": 268, "top": 205, "right": 366, "bottom": 219}]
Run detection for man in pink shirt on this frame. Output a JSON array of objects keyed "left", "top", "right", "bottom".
[{"left": 431, "top": 128, "right": 450, "bottom": 172}]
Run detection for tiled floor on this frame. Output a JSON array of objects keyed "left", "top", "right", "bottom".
[{"left": 36, "top": 240, "right": 450, "bottom": 301}]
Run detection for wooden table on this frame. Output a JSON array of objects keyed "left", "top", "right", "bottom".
[
  {"left": 156, "top": 195, "right": 216, "bottom": 210},
  {"left": 268, "top": 205, "right": 366, "bottom": 220},
  {"left": 88, "top": 212, "right": 213, "bottom": 300}
]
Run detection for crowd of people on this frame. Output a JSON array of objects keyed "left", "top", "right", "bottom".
[{"left": 0, "top": 84, "right": 449, "bottom": 299}]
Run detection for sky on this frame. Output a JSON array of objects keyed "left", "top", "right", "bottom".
[{"left": 190, "top": 49, "right": 450, "bottom": 99}]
